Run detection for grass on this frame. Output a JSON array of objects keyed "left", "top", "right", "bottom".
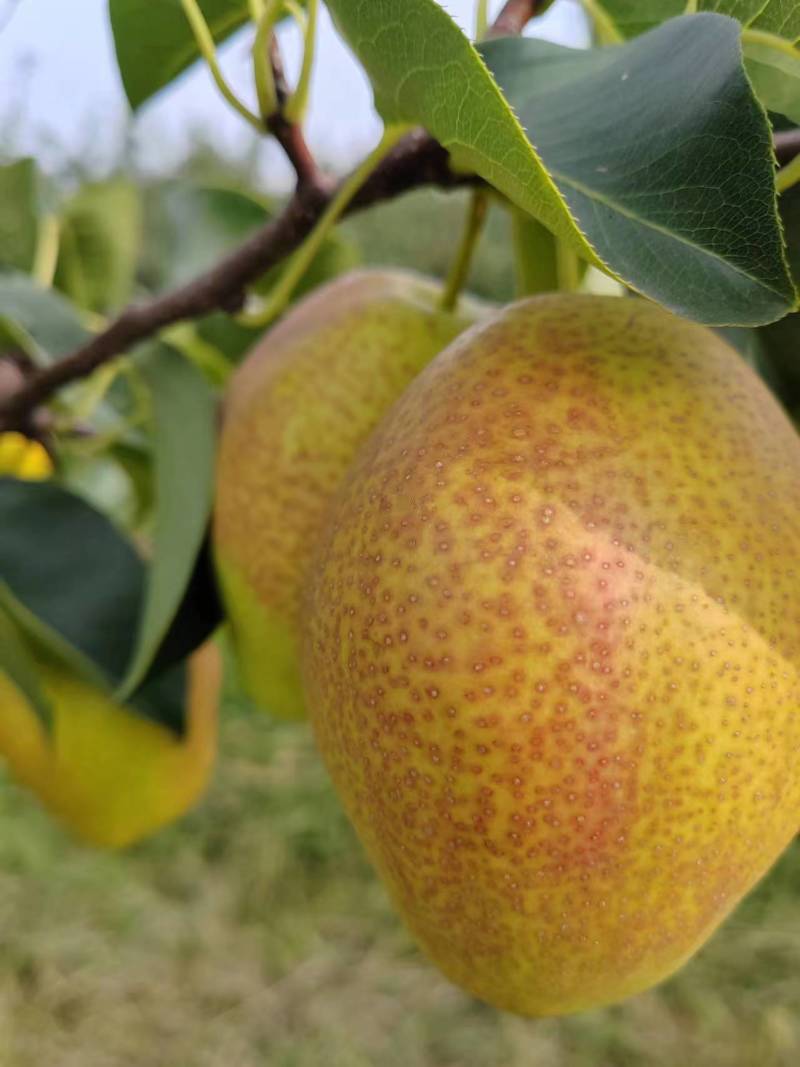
[{"left": 1, "top": 679, "right": 800, "bottom": 1066}]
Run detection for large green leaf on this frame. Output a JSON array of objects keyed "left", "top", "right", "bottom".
[
  {"left": 749, "top": 2, "right": 800, "bottom": 42},
  {"left": 54, "top": 179, "right": 143, "bottom": 314},
  {"left": 108, "top": 0, "right": 308, "bottom": 109},
  {"left": 0, "top": 159, "right": 38, "bottom": 274},
  {"left": 0, "top": 272, "right": 89, "bottom": 366},
  {"left": 590, "top": 1, "right": 800, "bottom": 38},
  {"left": 324, "top": 0, "right": 602, "bottom": 269},
  {"left": 117, "top": 345, "right": 217, "bottom": 700},
  {"left": 0, "top": 477, "right": 143, "bottom": 685},
  {"left": 480, "top": 16, "right": 795, "bottom": 325},
  {"left": 0, "top": 477, "right": 212, "bottom": 734},
  {"left": 108, "top": 0, "right": 249, "bottom": 109}
]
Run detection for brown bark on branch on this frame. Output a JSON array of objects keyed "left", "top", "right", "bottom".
[
  {"left": 775, "top": 129, "right": 800, "bottom": 167},
  {"left": 0, "top": 135, "right": 470, "bottom": 430},
  {"left": 0, "top": 0, "right": 544, "bottom": 433},
  {"left": 487, "top": 0, "right": 541, "bottom": 37}
]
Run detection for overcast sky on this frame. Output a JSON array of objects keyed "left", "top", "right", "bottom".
[{"left": 0, "top": 0, "right": 588, "bottom": 189}]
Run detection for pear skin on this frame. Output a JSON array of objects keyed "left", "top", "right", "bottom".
[
  {"left": 214, "top": 269, "right": 485, "bottom": 719},
  {"left": 0, "top": 641, "right": 220, "bottom": 848},
  {"left": 304, "top": 294, "right": 800, "bottom": 1016}
]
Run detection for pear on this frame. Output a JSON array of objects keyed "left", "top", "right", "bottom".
[
  {"left": 214, "top": 269, "right": 485, "bottom": 719},
  {"left": 304, "top": 293, "right": 800, "bottom": 1016},
  {"left": 0, "top": 640, "right": 221, "bottom": 848}
]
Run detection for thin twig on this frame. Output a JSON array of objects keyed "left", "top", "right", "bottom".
[
  {"left": 266, "top": 36, "right": 326, "bottom": 192},
  {"left": 486, "top": 0, "right": 541, "bottom": 37},
  {"left": 775, "top": 129, "right": 800, "bottom": 167},
  {"left": 0, "top": 135, "right": 471, "bottom": 430}
]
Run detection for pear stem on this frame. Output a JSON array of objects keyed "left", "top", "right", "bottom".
[
  {"left": 556, "top": 240, "right": 582, "bottom": 292},
  {"left": 475, "top": 0, "right": 490, "bottom": 39},
  {"left": 31, "top": 214, "right": 61, "bottom": 289},
  {"left": 440, "top": 189, "right": 489, "bottom": 313},
  {"left": 253, "top": 0, "right": 284, "bottom": 121},
  {"left": 239, "top": 125, "right": 412, "bottom": 328},
  {"left": 179, "top": 0, "right": 265, "bottom": 133},
  {"left": 285, "top": 0, "right": 318, "bottom": 123}
]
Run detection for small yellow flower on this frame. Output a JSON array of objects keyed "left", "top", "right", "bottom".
[{"left": 0, "top": 432, "right": 53, "bottom": 480}]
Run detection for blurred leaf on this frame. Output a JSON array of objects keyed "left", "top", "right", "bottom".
[
  {"left": 117, "top": 345, "right": 217, "bottom": 700},
  {"left": 0, "top": 599, "right": 53, "bottom": 730},
  {"left": 143, "top": 181, "right": 269, "bottom": 290},
  {"left": 743, "top": 40, "right": 800, "bottom": 124},
  {"left": 0, "top": 476, "right": 202, "bottom": 733},
  {"left": 54, "top": 179, "right": 142, "bottom": 314},
  {"left": 195, "top": 311, "right": 261, "bottom": 364},
  {"left": 324, "top": 0, "right": 602, "bottom": 269},
  {"left": 162, "top": 322, "right": 234, "bottom": 386},
  {"left": 480, "top": 17, "right": 795, "bottom": 325},
  {"left": 748, "top": 3, "right": 800, "bottom": 42},
  {"left": 144, "top": 181, "right": 360, "bottom": 362},
  {"left": 590, "top": 1, "right": 800, "bottom": 38},
  {"left": 0, "top": 159, "right": 38, "bottom": 273},
  {"left": 110, "top": 441, "right": 156, "bottom": 527},
  {"left": 0, "top": 477, "right": 142, "bottom": 686},
  {"left": 583, "top": 1, "right": 681, "bottom": 37},
  {"left": 0, "top": 272, "right": 89, "bottom": 366},
  {"left": 109, "top": 0, "right": 249, "bottom": 110},
  {"left": 143, "top": 535, "right": 222, "bottom": 683},
  {"left": 59, "top": 452, "right": 141, "bottom": 531}
]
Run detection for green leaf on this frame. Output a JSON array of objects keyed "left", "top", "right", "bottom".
[
  {"left": 116, "top": 344, "right": 217, "bottom": 700},
  {"left": 742, "top": 40, "right": 800, "bottom": 123},
  {"left": 0, "top": 600, "right": 53, "bottom": 730},
  {"left": 0, "top": 272, "right": 89, "bottom": 366},
  {"left": 324, "top": 0, "right": 601, "bottom": 270},
  {"left": 480, "top": 16, "right": 795, "bottom": 325},
  {"left": 142, "top": 181, "right": 270, "bottom": 290},
  {"left": 0, "top": 476, "right": 211, "bottom": 734},
  {"left": 0, "top": 159, "right": 38, "bottom": 274},
  {"left": 108, "top": 0, "right": 249, "bottom": 109},
  {"left": 590, "top": 1, "right": 800, "bottom": 39},
  {"left": 584, "top": 1, "right": 681, "bottom": 38},
  {"left": 0, "top": 477, "right": 143, "bottom": 685},
  {"left": 749, "top": 2, "right": 800, "bottom": 43},
  {"left": 54, "top": 179, "right": 143, "bottom": 314}
]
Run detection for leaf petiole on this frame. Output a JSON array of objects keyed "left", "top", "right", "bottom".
[
  {"left": 179, "top": 0, "right": 264, "bottom": 132},
  {"left": 440, "top": 189, "right": 489, "bottom": 312},
  {"left": 285, "top": 0, "right": 319, "bottom": 123}
]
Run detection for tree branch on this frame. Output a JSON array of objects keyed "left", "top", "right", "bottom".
[
  {"left": 775, "top": 128, "right": 800, "bottom": 167},
  {"left": 266, "top": 35, "right": 326, "bottom": 190},
  {"left": 0, "top": 135, "right": 471, "bottom": 430},
  {"left": 487, "top": 0, "right": 540, "bottom": 37}
]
